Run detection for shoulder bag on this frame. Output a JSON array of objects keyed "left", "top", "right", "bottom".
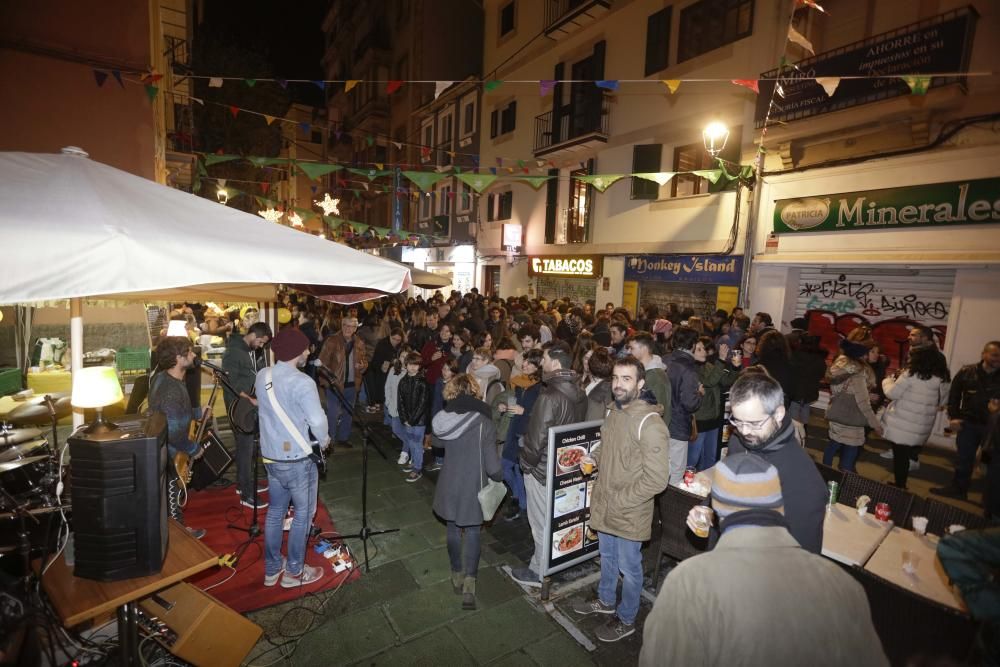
[
  {"left": 477, "top": 423, "right": 507, "bottom": 522},
  {"left": 262, "top": 368, "right": 327, "bottom": 476},
  {"left": 825, "top": 379, "right": 868, "bottom": 427}
]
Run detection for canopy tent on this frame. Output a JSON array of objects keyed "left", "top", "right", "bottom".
[{"left": 0, "top": 148, "right": 413, "bottom": 426}]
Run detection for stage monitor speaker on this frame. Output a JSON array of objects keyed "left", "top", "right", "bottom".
[
  {"left": 69, "top": 413, "right": 169, "bottom": 581},
  {"left": 189, "top": 430, "right": 233, "bottom": 491}
]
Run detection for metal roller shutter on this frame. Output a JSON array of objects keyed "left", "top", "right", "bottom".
[
  {"left": 637, "top": 282, "right": 726, "bottom": 319},
  {"left": 535, "top": 276, "right": 597, "bottom": 303}
]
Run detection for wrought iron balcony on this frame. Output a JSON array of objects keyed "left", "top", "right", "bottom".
[
  {"left": 544, "top": 0, "right": 611, "bottom": 37},
  {"left": 533, "top": 94, "right": 610, "bottom": 158}
]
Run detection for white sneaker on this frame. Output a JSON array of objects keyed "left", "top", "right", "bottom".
[
  {"left": 280, "top": 563, "right": 325, "bottom": 588},
  {"left": 879, "top": 450, "right": 894, "bottom": 460},
  {"left": 397, "top": 451, "right": 410, "bottom": 466},
  {"left": 264, "top": 557, "right": 286, "bottom": 587}
]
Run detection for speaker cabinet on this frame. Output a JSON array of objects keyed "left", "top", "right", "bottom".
[
  {"left": 189, "top": 430, "right": 232, "bottom": 491},
  {"left": 69, "top": 413, "right": 169, "bottom": 581}
]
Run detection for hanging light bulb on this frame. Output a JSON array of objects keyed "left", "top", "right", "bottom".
[
  {"left": 258, "top": 207, "right": 283, "bottom": 223},
  {"left": 216, "top": 188, "right": 229, "bottom": 205},
  {"left": 702, "top": 121, "right": 730, "bottom": 157}
]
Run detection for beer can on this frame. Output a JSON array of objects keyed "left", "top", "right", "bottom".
[
  {"left": 827, "top": 480, "right": 839, "bottom": 506},
  {"left": 683, "top": 467, "right": 696, "bottom": 486},
  {"left": 875, "top": 502, "right": 891, "bottom": 522}
]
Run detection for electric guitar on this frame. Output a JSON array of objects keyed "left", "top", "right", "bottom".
[{"left": 175, "top": 374, "right": 224, "bottom": 485}]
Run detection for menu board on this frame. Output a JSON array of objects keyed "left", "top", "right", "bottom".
[{"left": 542, "top": 420, "right": 603, "bottom": 576}]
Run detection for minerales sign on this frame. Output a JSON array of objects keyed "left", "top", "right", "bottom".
[{"left": 773, "top": 178, "right": 1000, "bottom": 234}]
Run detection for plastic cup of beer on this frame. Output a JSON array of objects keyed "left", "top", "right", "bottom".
[
  {"left": 690, "top": 506, "right": 713, "bottom": 538},
  {"left": 901, "top": 549, "right": 920, "bottom": 575},
  {"left": 911, "top": 516, "right": 928, "bottom": 536},
  {"left": 581, "top": 455, "right": 595, "bottom": 476}
]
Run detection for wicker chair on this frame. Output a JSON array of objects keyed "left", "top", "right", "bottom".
[
  {"left": 838, "top": 472, "right": 916, "bottom": 526},
  {"left": 845, "top": 566, "right": 977, "bottom": 665},
  {"left": 814, "top": 462, "right": 844, "bottom": 489},
  {"left": 651, "top": 485, "right": 709, "bottom": 586},
  {"left": 918, "top": 498, "right": 989, "bottom": 536}
]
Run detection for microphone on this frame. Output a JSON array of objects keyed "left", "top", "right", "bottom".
[
  {"left": 195, "top": 358, "right": 229, "bottom": 375},
  {"left": 310, "top": 359, "right": 336, "bottom": 381}
]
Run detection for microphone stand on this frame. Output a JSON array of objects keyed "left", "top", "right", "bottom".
[{"left": 317, "top": 366, "right": 398, "bottom": 571}]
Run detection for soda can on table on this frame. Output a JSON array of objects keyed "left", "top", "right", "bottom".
[
  {"left": 875, "top": 502, "right": 891, "bottom": 522},
  {"left": 683, "top": 467, "right": 696, "bottom": 486},
  {"left": 826, "top": 480, "right": 839, "bottom": 507}
]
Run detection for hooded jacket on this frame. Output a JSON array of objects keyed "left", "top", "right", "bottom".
[
  {"left": 586, "top": 379, "right": 614, "bottom": 422},
  {"left": 589, "top": 397, "right": 670, "bottom": 542},
  {"left": 520, "top": 369, "right": 587, "bottom": 483},
  {"left": 728, "top": 415, "right": 827, "bottom": 554},
  {"left": 881, "top": 371, "right": 949, "bottom": 446},
  {"left": 641, "top": 355, "right": 672, "bottom": 429},
  {"left": 665, "top": 349, "right": 702, "bottom": 440},
  {"left": 432, "top": 394, "right": 502, "bottom": 526}
]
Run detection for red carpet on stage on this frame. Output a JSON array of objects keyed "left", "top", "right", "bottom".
[{"left": 181, "top": 485, "right": 360, "bottom": 614}]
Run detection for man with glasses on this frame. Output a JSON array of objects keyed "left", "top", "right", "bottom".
[
  {"left": 317, "top": 317, "right": 368, "bottom": 449},
  {"left": 726, "top": 372, "right": 826, "bottom": 554}
]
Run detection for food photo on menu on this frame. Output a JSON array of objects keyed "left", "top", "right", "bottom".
[
  {"left": 554, "top": 483, "right": 586, "bottom": 518},
  {"left": 551, "top": 524, "right": 584, "bottom": 560},
  {"left": 556, "top": 444, "right": 587, "bottom": 475},
  {"left": 584, "top": 522, "right": 598, "bottom": 547}
]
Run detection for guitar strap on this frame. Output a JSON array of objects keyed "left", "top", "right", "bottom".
[{"left": 262, "top": 368, "right": 314, "bottom": 459}]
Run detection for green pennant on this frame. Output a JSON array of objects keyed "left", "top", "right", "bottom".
[
  {"left": 349, "top": 221, "right": 368, "bottom": 233},
  {"left": 484, "top": 80, "right": 503, "bottom": 92},
  {"left": 248, "top": 156, "right": 290, "bottom": 167},
  {"left": 512, "top": 175, "right": 554, "bottom": 190},
  {"left": 202, "top": 154, "right": 239, "bottom": 167},
  {"left": 631, "top": 172, "right": 675, "bottom": 186},
  {"left": 574, "top": 174, "right": 626, "bottom": 192},
  {"left": 196, "top": 160, "right": 208, "bottom": 177},
  {"left": 245, "top": 79, "right": 257, "bottom": 87},
  {"left": 366, "top": 135, "right": 375, "bottom": 147},
  {"left": 692, "top": 169, "right": 724, "bottom": 184},
  {"left": 352, "top": 189, "right": 361, "bottom": 198},
  {"left": 455, "top": 173, "right": 497, "bottom": 193},
  {"left": 296, "top": 161, "right": 342, "bottom": 180},
  {"left": 144, "top": 84, "right": 159, "bottom": 102},
  {"left": 403, "top": 170, "right": 448, "bottom": 192},
  {"left": 347, "top": 167, "right": 391, "bottom": 181},
  {"left": 293, "top": 207, "right": 317, "bottom": 222}
]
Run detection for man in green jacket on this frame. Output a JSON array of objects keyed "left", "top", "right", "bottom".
[
  {"left": 627, "top": 333, "right": 671, "bottom": 428},
  {"left": 573, "top": 356, "right": 670, "bottom": 644}
]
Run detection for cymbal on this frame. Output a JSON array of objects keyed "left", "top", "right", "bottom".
[
  {"left": 0, "top": 427, "right": 43, "bottom": 445},
  {"left": 0, "top": 441, "right": 48, "bottom": 463},
  {"left": 0, "top": 456, "right": 48, "bottom": 473},
  {"left": 6, "top": 396, "right": 73, "bottom": 426}
]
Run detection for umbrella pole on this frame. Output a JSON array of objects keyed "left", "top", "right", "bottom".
[{"left": 70, "top": 297, "right": 84, "bottom": 429}]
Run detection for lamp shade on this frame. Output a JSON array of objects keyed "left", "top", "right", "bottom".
[
  {"left": 166, "top": 320, "right": 188, "bottom": 337},
  {"left": 72, "top": 366, "right": 124, "bottom": 409}
]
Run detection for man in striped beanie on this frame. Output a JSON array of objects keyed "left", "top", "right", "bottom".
[{"left": 640, "top": 453, "right": 887, "bottom": 667}]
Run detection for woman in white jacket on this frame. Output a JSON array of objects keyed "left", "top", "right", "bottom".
[{"left": 881, "top": 346, "right": 951, "bottom": 489}]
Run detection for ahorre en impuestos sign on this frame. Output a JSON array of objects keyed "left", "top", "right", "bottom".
[{"left": 773, "top": 178, "right": 1000, "bottom": 234}]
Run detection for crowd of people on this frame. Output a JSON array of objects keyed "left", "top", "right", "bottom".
[{"left": 147, "top": 288, "right": 1000, "bottom": 657}]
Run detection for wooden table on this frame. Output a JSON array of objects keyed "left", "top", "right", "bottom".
[
  {"left": 40, "top": 520, "right": 218, "bottom": 665},
  {"left": 822, "top": 504, "right": 894, "bottom": 566},
  {"left": 865, "top": 527, "right": 967, "bottom": 613}
]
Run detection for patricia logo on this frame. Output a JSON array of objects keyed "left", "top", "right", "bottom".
[{"left": 780, "top": 198, "right": 830, "bottom": 230}]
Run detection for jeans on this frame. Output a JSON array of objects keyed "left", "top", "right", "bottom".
[
  {"left": 891, "top": 443, "right": 921, "bottom": 488},
  {"left": 597, "top": 532, "right": 643, "bottom": 625},
  {"left": 524, "top": 473, "right": 547, "bottom": 574},
  {"left": 234, "top": 429, "right": 256, "bottom": 499},
  {"left": 264, "top": 459, "right": 318, "bottom": 578},
  {"left": 667, "top": 438, "right": 689, "bottom": 486},
  {"left": 502, "top": 459, "right": 526, "bottom": 510},
  {"left": 823, "top": 439, "right": 860, "bottom": 472},
  {"left": 325, "top": 384, "right": 358, "bottom": 442},
  {"left": 687, "top": 428, "right": 720, "bottom": 472},
  {"left": 446, "top": 521, "right": 481, "bottom": 576},
  {"left": 387, "top": 415, "right": 404, "bottom": 441},
  {"left": 402, "top": 424, "right": 426, "bottom": 470},
  {"left": 954, "top": 421, "right": 987, "bottom": 492}
]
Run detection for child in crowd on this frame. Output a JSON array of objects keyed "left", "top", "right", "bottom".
[
  {"left": 397, "top": 352, "right": 430, "bottom": 482},
  {"left": 385, "top": 346, "right": 410, "bottom": 459},
  {"left": 428, "top": 359, "right": 460, "bottom": 472}
]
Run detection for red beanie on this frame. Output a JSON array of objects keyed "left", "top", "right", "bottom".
[{"left": 271, "top": 328, "right": 310, "bottom": 362}]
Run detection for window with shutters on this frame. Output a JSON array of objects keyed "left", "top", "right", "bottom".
[
  {"left": 420, "top": 191, "right": 432, "bottom": 220},
  {"left": 671, "top": 142, "right": 713, "bottom": 197},
  {"left": 499, "top": 1, "right": 516, "bottom": 37},
  {"left": 678, "top": 0, "right": 754, "bottom": 63},
  {"left": 645, "top": 7, "right": 672, "bottom": 75},
  {"left": 421, "top": 122, "right": 433, "bottom": 163},
  {"left": 487, "top": 191, "right": 513, "bottom": 222},
  {"left": 458, "top": 182, "right": 472, "bottom": 213},
  {"left": 461, "top": 95, "right": 477, "bottom": 136},
  {"left": 631, "top": 144, "right": 662, "bottom": 200},
  {"left": 438, "top": 185, "right": 452, "bottom": 216},
  {"left": 491, "top": 101, "right": 517, "bottom": 139}
]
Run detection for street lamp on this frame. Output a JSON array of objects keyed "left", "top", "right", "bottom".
[{"left": 702, "top": 121, "right": 730, "bottom": 157}]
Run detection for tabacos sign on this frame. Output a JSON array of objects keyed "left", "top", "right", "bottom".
[
  {"left": 774, "top": 178, "right": 1000, "bottom": 233},
  {"left": 528, "top": 255, "right": 603, "bottom": 278}
]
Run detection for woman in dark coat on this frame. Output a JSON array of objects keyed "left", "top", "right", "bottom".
[
  {"left": 432, "top": 374, "right": 502, "bottom": 611},
  {"left": 364, "top": 328, "right": 403, "bottom": 412}
]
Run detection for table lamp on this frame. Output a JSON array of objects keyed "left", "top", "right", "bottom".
[{"left": 72, "top": 366, "right": 124, "bottom": 435}]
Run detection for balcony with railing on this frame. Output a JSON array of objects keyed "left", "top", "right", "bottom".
[
  {"left": 533, "top": 93, "right": 610, "bottom": 159},
  {"left": 544, "top": 0, "right": 611, "bottom": 37}
]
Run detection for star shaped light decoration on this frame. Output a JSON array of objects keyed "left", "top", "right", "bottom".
[
  {"left": 258, "top": 207, "right": 283, "bottom": 223},
  {"left": 288, "top": 211, "right": 304, "bottom": 228},
  {"left": 314, "top": 193, "right": 341, "bottom": 216}
]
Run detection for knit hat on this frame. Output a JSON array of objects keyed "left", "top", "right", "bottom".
[
  {"left": 839, "top": 338, "right": 869, "bottom": 359},
  {"left": 711, "top": 453, "right": 784, "bottom": 517},
  {"left": 652, "top": 319, "right": 673, "bottom": 336},
  {"left": 271, "top": 328, "right": 310, "bottom": 362}
]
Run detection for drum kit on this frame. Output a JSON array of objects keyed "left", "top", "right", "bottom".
[{"left": 0, "top": 393, "right": 73, "bottom": 563}]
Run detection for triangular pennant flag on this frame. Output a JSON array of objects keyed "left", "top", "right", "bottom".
[
  {"left": 509, "top": 175, "right": 553, "bottom": 190},
  {"left": 362, "top": 183, "right": 370, "bottom": 191},
  {"left": 539, "top": 80, "right": 556, "bottom": 96},
  {"left": 202, "top": 154, "right": 239, "bottom": 166},
  {"left": 788, "top": 26, "right": 814, "bottom": 54},
  {"left": 505, "top": 167, "right": 514, "bottom": 174},
  {"left": 299, "top": 122, "right": 311, "bottom": 134},
  {"left": 112, "top": 70, "right": 125, "bottom": 88},
  {"left": 595, "top": 80, "right": 619, "bottom": 91},
  {"left": 191, "top": 97, "right": 204, "bottom": 105},
  {"left": 260, "top": 182, "right": 270, "bottom": 194},
  {"left": 454, "top": 166, "right": 463, "bottom": 174},
  {"left": 796, "top": 0, "right": 826, "bottom": 12},
  {"left": 489, "top": 167, "right": 497, "bottom": 175},
  {"left": 264, "top": 115, "right": 277, "bottom": 125},
  {"left": 434, "top": 81, "right": 454, "bottom": 99},
  {"left": 311, "top": 185, "right": 318, "bottom": 193},
  {"left": 386, "top": 80, "right": 403, "bottom": 95},
  {"left": 402, "top": 171, "right": 448, "bottom": 191},
  {"left": 244, "top": 79, "right": 257, "bottom": 87},
  {"left": 692, "top": 169, "right": 724, "bottom": 184},
  {"left": 228, "top": 105, "right": 239, "bottom": 118},
  {"left": 208, "top": 77, "right": 223, "bottom": 88},
  {"left": 366, "top": 135, "right": 374, "bottom": 147},
  {"left": 661, "top": 79, "right": 681, "bottom": 94},
  {"left": 632, "top": 172, "right": 676, "bottom": 186},
  {"left": 312, "top": 80, "right": 326, "bottom": 90},
  {"left": 517, "top": 160, "right": 526, "bottom": 168},
  {"left": 421, "top": 146, "right": 432, "bottom": 158},
  {"left": 345, "top": 80, "right": 361, "bottom": 93},
  {"left": 815, "top": 77, "right": 841, "bottom": 97},
  {"left": 575, "top": 174, "right": 626, "bottom": 192},
  {"left": 536, "top": 160, "right": 547, "bottom": 168},
  {"left": 93, "top": 70, "right": 108, "bottom": 87},
  {"left": 296, "top": 162, "right": 342, "bottom": 180},
  {"left": 496, "top": 157, "right": 503, "bottom": 167},
  {"left": 732, "top": 79, "right": 759, "bottom": 94},
  {"left": 277, "top": 79, "right": 288, "bottom": 89},
  {"left": 902, "top": 76, "right": 931, "bottom": 95},
  {"left": 196, "top": 161, "right": 208, "bottom": 177},
  {"left": 447, "top": 151, "right": 456, "bottom": 159},
  {"left": 347, "top": 168, "right": 390, "bottom": 181},
  {"left": 352, "top": 189, "right": 361, "bottom": 198},
  {"left": 144, "top": 84, "right": 159, "bottom": 102},
  {"left": 484, "top": 80, "right": 503, "bottom": 92},
  {"left": 392, "top": 141, "right": 403, "bottom": 150},
  {"left": 375, "top": 163, "right": 384, "bottom": 170},
  {"left": 248, "top": 157, "right": 289, "bottom": 167},
  {"left": 144, "top": 73, "right": 164, "bottom": 84}
]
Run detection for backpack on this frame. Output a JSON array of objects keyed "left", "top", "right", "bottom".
[
  {"left": 484, "top": 377, "right": 506, "bottom": 407},
  {"left": 490, "top": 387, "right": 515, "bottom": 443}
]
